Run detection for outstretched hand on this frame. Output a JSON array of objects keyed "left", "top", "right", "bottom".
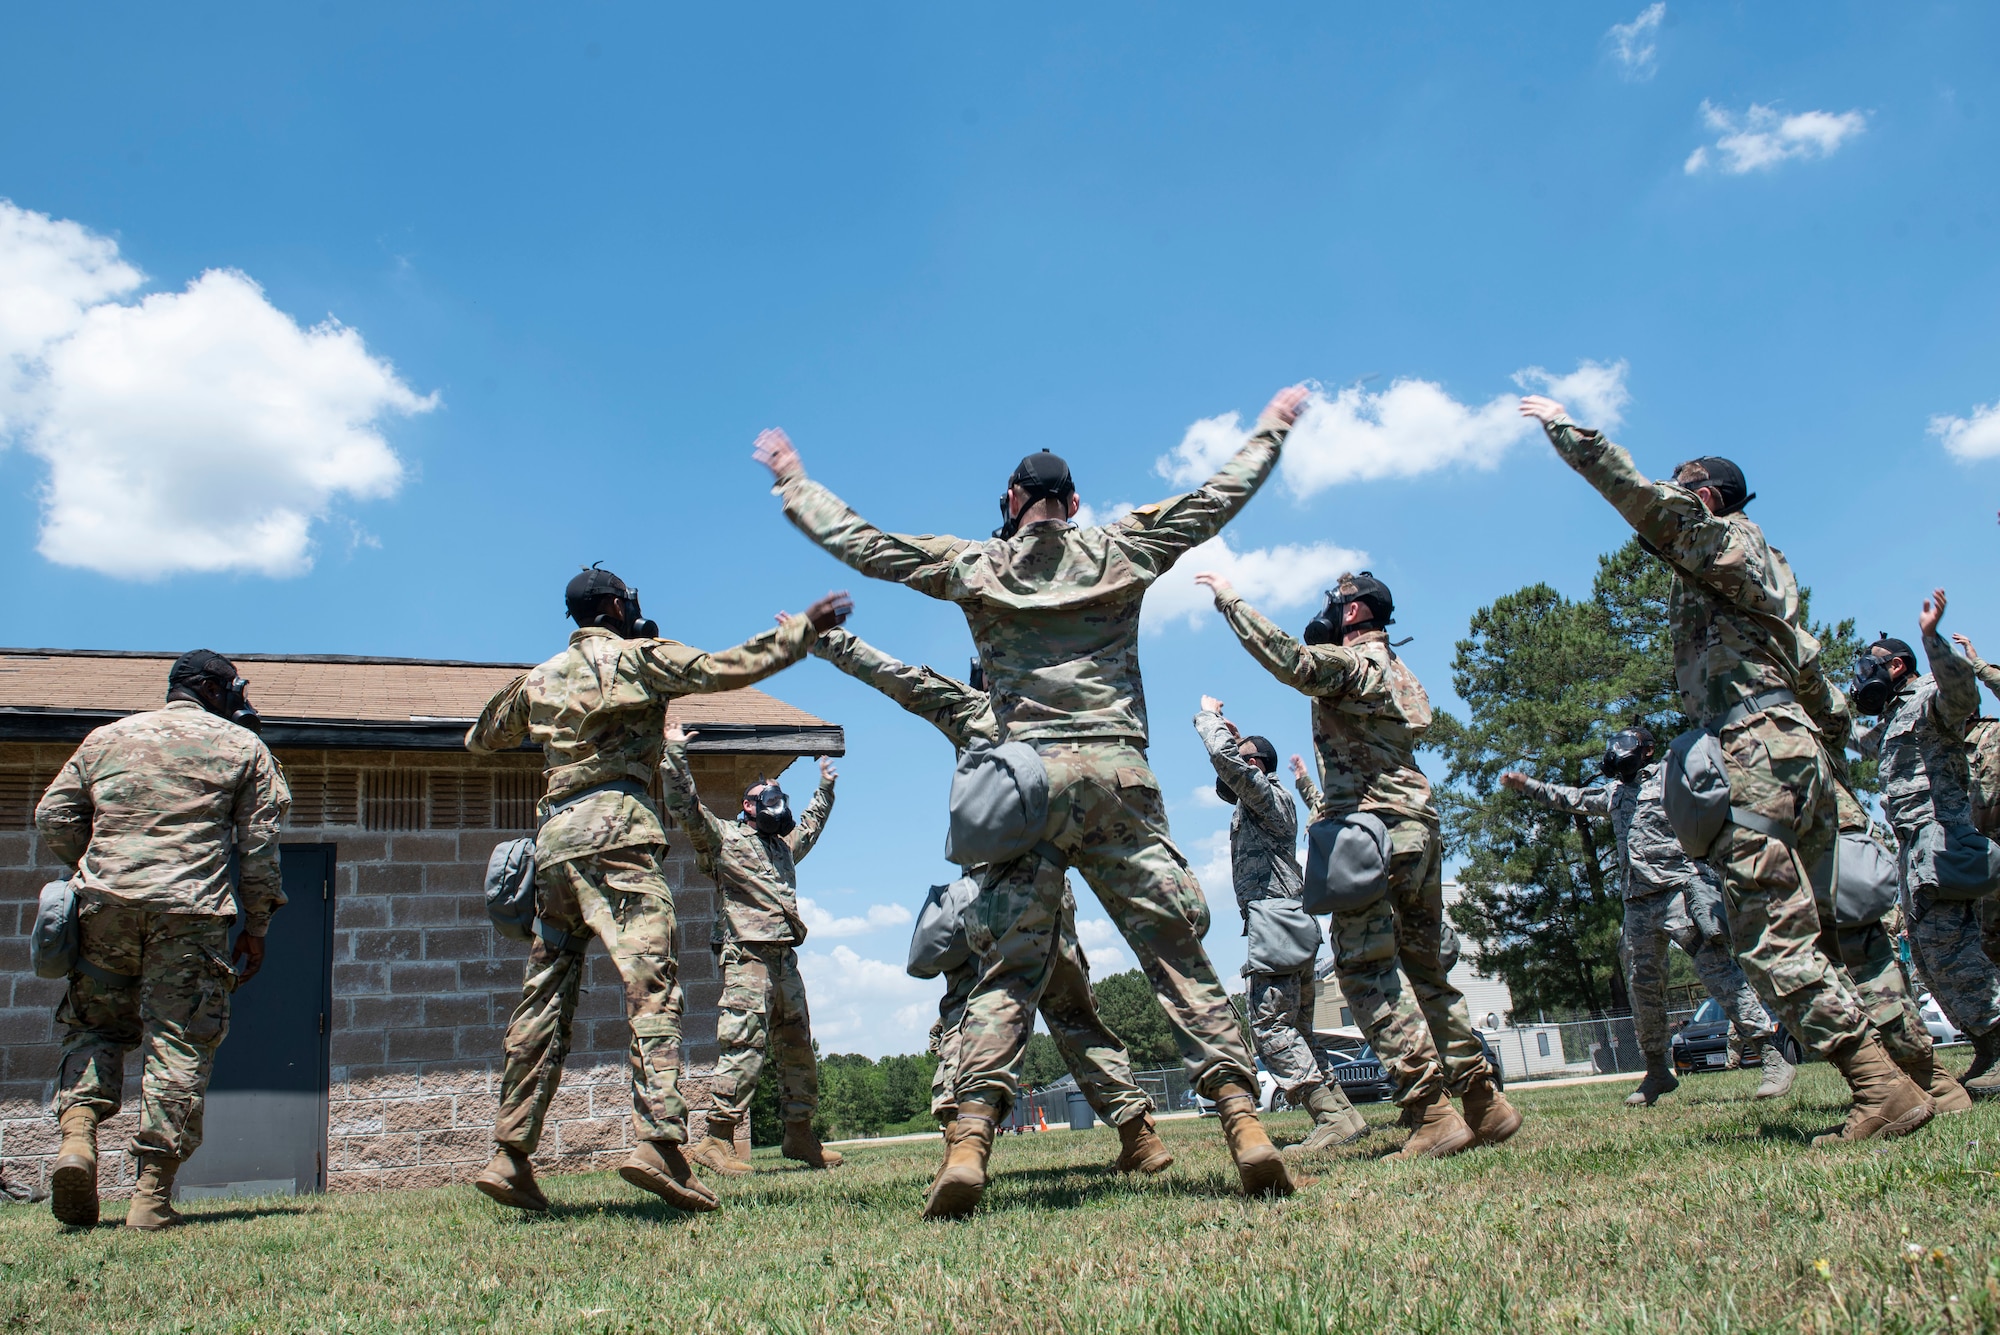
[
  {"left": 753, "top": 428, "right": 803, "bottom": 482},
  {"left": 665, "top": 722, "right": 700, "bottom": 747},
  {"left": 806, "top": 591, "right": 854, "bottom": 632},
  {"left": 1952, "top": 632, "right": 1979, "bottom": 661},
  {"left": 1499, "top": 771, "right": 1529, "bottom": 791},
  {"left": 1920, "top": 587, "right": 1948, "bottom": 637},
  {"left": 1289, "top": 754, "right": 1310, "bottom": 783},
  {"left": 1519, "top": 396, "right": 1567, "bottom": 426},
  {"left": 1263, "top": 385, "right": 1310, "bottom": 427},
  {"left": 1200, "top": 694, "right": 1226, "bottom": 716},
  {"left": 231, "top": 932, "right": 265, "bottom": 984},
  {"left": 1193, "top": 572, "right": 1235, "bottom": 604},
  {"left": 819, "top": 757, "right": 838, "bottom": 783}
]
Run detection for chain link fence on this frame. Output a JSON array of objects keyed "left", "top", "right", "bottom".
[{"left": 1003, "top": 1067, "right": 1198, "bottom": 1132}]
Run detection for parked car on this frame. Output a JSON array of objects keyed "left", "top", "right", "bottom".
[
  {"left": 1921, "top": 995, "right": 1965, "bottom": 1046},
  {"left": 1672, "top": 998, "right": 1808, "bottom": 1073},
  {"left": 1306, "top": 1029, "right": 1503, "bottom": 1104},
  {"left": 1192, "top": 1061, "right": 1283, "bottom": 1115}
]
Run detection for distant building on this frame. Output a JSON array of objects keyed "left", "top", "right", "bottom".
[
  {"left": 0, "top": 647, "right": 841, "bottom": 1200},
  {"left": 1311, "top": 881, "right": 1513, "bottom": 1035}
]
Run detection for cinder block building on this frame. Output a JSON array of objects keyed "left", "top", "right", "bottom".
[{"left": 0, "top": 647, "right": 841, "bottom": 1200}]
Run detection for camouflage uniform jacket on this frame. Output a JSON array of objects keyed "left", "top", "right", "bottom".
[
  {"left": 1513, "top": 762, "right": 1711, "bottom": 900},
  {"left": 812, "top": 628, "right": 998, "bottom": 750},
  {"left": 35, "top": 700, "right": 292, "bottom": 934},
  {"left": 1193, "top": 710, "right": 1304, "bottom": 924},
  {"left": 1541, "top": 418, "right": 1839, "bottom": 736},
  {"left": 1850, "top": 631, "right": 1980, "bottom": 890},
  {"left": 659, "top": 739, "right": 833, "bottom": 946},
  {"left": 466, "top": 621, "right": 814, "bottom": 870},
  {"left": 1210, "top": 603, "right": 1435, "bottom": 825},
  {"left": 774, "top": 415, "right": 1291, "bottom": 744}
]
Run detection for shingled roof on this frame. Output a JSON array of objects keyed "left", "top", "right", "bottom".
[{"left": 0, "top": 649, "right": 841, "bottom": 755}]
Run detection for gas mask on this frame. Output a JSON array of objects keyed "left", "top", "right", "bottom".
[
  {"left": 609, "top": 592, "right": 660, "bottom": 640},
  {"left": 1303, "top": 572, "right": 1395, "bottom": 646},
  {"left": 565, "top": 564, "right": 659, "bottom": 639},
  {"left": 746, "top": 783, "right": 796, "bottom": 837},
  {"left": 1216, "top": 738, "right": 1276, "bottom": 804},
  {"left": 994, "top": 450, "right": 1075, "bottom": 540},
  {"left": 1600, "top": 728, "right": 1651, "bottom": 782},
  {"left": 219, "top": 676, "right": 262, "bottom": 734},
  {"left": 1852, "top": 640, "right": 1909, "bottom": 716},
  {"left": 167, "top": 650, "right": 260, "bottom": 733},
  {"left": 968, "top": 658, "right": 987, "bottom": 693}
]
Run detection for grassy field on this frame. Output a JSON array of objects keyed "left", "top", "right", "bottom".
[{"left": 4, "top": 1061, "right": 2000, "bottom": 1334}]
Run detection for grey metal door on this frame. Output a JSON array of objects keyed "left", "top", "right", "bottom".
[{"left": 178, "top": 842, "right": 335, "bottom": 1199}]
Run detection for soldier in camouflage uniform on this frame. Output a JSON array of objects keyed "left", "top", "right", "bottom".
[
  {"left": 1944, "top": 632, "right": 2000, "bottom": 1093},
  {"left": 36, "top": 651, "right": 290, "bottom": 1230},
  {"left": 1845, "top": 616, "right": 2000, "bottom": 1101},
  {"left": 660, "top": 727, "right": 845, "bottom": 1173},
  {"left": 1194, "top": 698, "right": 1368, "bottom": 1151},
  {"left": 1197, "top": 571, "right": 1520, "bottom": 1161},
  {"left": 809, "top": 627, "right": 1169, "bottom": 1173},
  {"left": 465, "top": 567, "right": 849, "bottom": 1214},
  {"left": 753, "top": 387, "right": 1307, "bottom": 1217},
  {"left": 1523, "top": 394, "right": 1934, "bottom": 1145},
  {"left": 1500, "top": 730, "right": 1791, "bottom": 1106}
]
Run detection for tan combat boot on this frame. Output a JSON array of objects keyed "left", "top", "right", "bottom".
[
  {"left": 124, "top": 1154, "right": 182, "bottom": 1231},
  {"left": 923, "top": 1101, "right": 997, "bottom": 1219},
  {"left": 1624, "top": 1054, "right": 1680, "bottom": 1107},
  {"left": 1753, "top": 1039, "right": 1796, "bottom": 1099},
  {"left": 1211, "top": 1083, "right": 1295, "bottom": 1197},
  {"left": 1461, "top": 1071, "right": 1523, "bottom": 1147},
  {"left": 688, "top": 1112, "right": 755, "bottom": 1176},
  {"left": 618, "top": 1140, "right": 720, "bottom": 1212},
  {"left": 1896, "top": 1049, "right": 1973, "bottom": 1115},
  {"left": 50, "top": 1105, "right": 100, "bottom": 1228},
  {"left": 781, "top": 1119, "right": 844, "bottom": 1169},
  {"left": 1385, "top": 1088, "right": 1476, "bottom": 1161},
  {"left": 472, "top": 1146, "right": 550, "bottom": 1212},
  {"left": 1964, "top": 1028, "right": 2000, "bottom": 1086},
  {"left": 1813, "top": 1034, "right": 1936, "bottom": 1146},
  {"left": 1296, "top": 1083, "right": 1368, "bottom": 1153},
  {"left": 1113, "top": 1113, "right": 1173, "bottom": 1174}
]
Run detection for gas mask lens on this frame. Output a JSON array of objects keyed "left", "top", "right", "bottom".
[{"left": 751, "top": 785, "right": 796, "bottom": 837}]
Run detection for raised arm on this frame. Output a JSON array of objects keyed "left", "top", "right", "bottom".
[
  {"left": 1920, "top": 592, "right": 1977, "bottom": 736},
  {"left": 234, "top": 742, "right": 292, "bottom": 937},
  {"left": 788, "top": 760, "right": 838, "bottom": 861},
  {"left": 1202, "top": 584, "right": 1368, "bottom": 699},
  {"left": 812, "top": 627, "right": 996, "bottom": 748},
  {"left": 1109, "top": 388, "right": 1303, "bottom": 575},
  {"left": 638, "top": 614, "right": 822, "bottom": 696},
  {"left": 1193, "top": 703, "right": 1291, "bottom": 832},
  {"left": 1951, "top": 633, "right": 2000, "bottom": 706},
  {"left": 1499, "top": 771, "right": 1615, "bottom": 818},
  {"left": 34, "top": 753, "right": 94, "bottom": 869},
  {"left": 659, "top": 730, "right": 728, "bottom": 864},
  {"left": 465, "top": 674, "right": 531, "bottom": 755},
  {"left": 1289, "top": 754, "right": 1323, "bottom": 814}
]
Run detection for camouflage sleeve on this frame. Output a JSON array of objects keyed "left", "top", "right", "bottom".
[
  {"left": 1108, "top": 416, "right": 1288, "bottom": 575},
  {"left": 33, "top": 753, "right": 93, "bottom": 869},
  {"left": 235, "top": 741, "right": 292, "bottom": 937},
  {"left": 1513, "top": 776, "right": 1613, "bottom": 817},
  {"left": 1212, "top": 592, "right": 1367, "bottom": 698},
  {"left": 788, "top": 776, "right": 836, "bottom": 861},
  {"left": 1294, "top": 771, "right": 1323, "bottom": 814},
  {"left": 1193, "top": 710, "right": 1289, "bottom": 832},
  {"left": 1849, "top": 716, "right": 1884, "bottom": 761},
  {"left": 638, "top": 617, "right": 816, "bottom": 695},
  {"left": 813, "top": 627, "right": 993, "bottom": 748},
  {"left": 776, "top": 475, "right": 977, "bottom": 600},
  {"left": 1540, "top": 419, "right": 1748, "bottom": 594},
  {"left": 1923, "top": 627, "right": 1979, "bottom": 738},
  {"left": 465, "top": 674, "right": 530, "bottom": 755},
  {"left": 1964, "top": 649, "right": 2000, "bottom": 706},
  {"left": 659, "top": 741, "right": 726, "bottom": 869}
]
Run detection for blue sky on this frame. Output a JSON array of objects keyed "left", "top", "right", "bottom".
[{"left": 4, "top": 3, "right": 1998, "bottom": 1056}]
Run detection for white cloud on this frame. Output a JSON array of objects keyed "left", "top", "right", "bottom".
[
  {"left": 1684, "top": 102, "right": 1867, "bottom": 175},
  {"left": 1187, "top": 828, "right": 1233, "bottom": 904},
  {"left": 1161, "top": 360, "right": 1625, "bottom": 502},
  {"left": 0, "top": 199, "right": 434, "bottom": 579},
  {"left": 1930, "top": 401, "right": 2000, "bottom": 462},
  {"left": 795, "top": 944, "right": 939, "bottom": 1058},
  {"left": 1191, "top": 783, "right": 1228, "bottom": 809},
  {"left": 1072, "top": 915, "right": 1132, "bottom": 973},
  {"left": 1606, "top": 3, "right": 1665, "bottom": 80},
  {"left": 798, "top": 896, "right": 913, "bottom": 939}
]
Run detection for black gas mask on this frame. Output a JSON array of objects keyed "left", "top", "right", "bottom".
[
  {"left": 1216, "top": 736, "right": 1276, "bottom": 804},
  {"left": 565, "top": 564, "right": 659, "bottom": 639},
  {"left": 745, "top": 783, "right": 796, "bottom": 837},
  {"left": 1303, "top": 571, "right": 1395, "bottom": 646},
  {"left": 1853, "top": 636, "right": 1914, "bottom": 716},
  {"left": 994, "top": 450, "right": 1075, "bottom": 540},
  {"left": 167, "top": 650, "right": 262, "bottom": 733},
  {"left": 1600, "top": 728, "right": 1652, "bottom": 782},
  {"left": 968, "top": 658, "right": 987, "bottom": 693}
]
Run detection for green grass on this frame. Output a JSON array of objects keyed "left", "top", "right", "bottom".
[{"left": 5, "top": 1061, "right": 2000, "bottom": 1334}]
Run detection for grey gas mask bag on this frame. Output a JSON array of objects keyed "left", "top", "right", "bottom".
[
  {"left": 907, "top": 877, "right": 980, "bottom": 979},
  {"left": 32, "top": 880, "right": 138, "bottom": 987},
  {"left": 946, "top": 739, "right": 1062, "bottom": 868},
  {"left": 1662, "top": 728, "right": 1733, "bottom": 858},
  {"left": 1244, "top": 897, "right": 1323, "bottom": 973},
  {"left": 1301, "top": 811, "right": 1392, "bottom": 915},
  {"left": 1808, "top": 830, "right": 1901, "bottom": 927}
]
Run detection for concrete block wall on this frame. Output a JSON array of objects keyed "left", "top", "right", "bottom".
[{"left": 0, "top": 741, "right": 797, "bottom": 1198}]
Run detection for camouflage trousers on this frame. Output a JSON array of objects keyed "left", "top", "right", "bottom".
[
  {"left": 1819, "top": 918, "right": 1933, "bottom": 1066},
  {"left": 55, "top": 902, "right": 236, "bottom": 1161},
  {"left": 1709, "top": 712, "right": 1870, "bottom": 1058},
  {"left": 1248, "top": 962, "right": 1361, "bottom": 1116},
  {"left": 494, "top": 845, "right": 687, "bottom": 1152},
  {"left": 1904, "top": 891, "right": 2000, "bottom": 1040},
  {"left": 1623, "top": 885, "right": 1770, "bottom": 1056},
  {"left": 710, "top": 941, "right": 818, "bottom": 1122},
  {"left": 1327, "top": 818, "right": 1491, "bottom": 1106},
  {"left": 932, "top": 896, "right": 1151, "bottom": 1127},
  {"left": 956, "top": 740, "right": 1256, "bottom": 1116}
]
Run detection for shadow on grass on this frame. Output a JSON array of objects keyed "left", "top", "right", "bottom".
[{"left": 540, "top": 1197, "right": 712, "bottom": 1225}]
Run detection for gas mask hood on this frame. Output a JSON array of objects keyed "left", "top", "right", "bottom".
[
  {"left": 167, "top": 650, "right": 262, "bottom": 733},
  {"left": 1853, "top": 636, "right": 1913, "bottom": 716},
  {"left": 1304, "top": 571, "right": 1395, "bottom": 645},
  {"left": 744, "top": 783, "right": 796, "bottom": 838},
  {"left": 1600, "top": 728, "right": 1652, "bottom": 782},
  {"left": 566, "top": 564, "right": 659, "bottom": 639},
  {"left": 994, "top": 450, "right": 1075, "bottom": 540}
]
